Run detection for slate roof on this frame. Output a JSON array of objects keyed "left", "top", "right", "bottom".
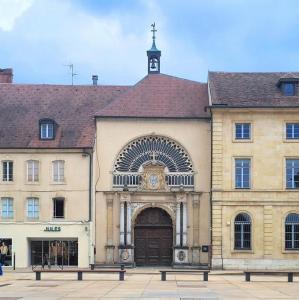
[
  {"left": 96, "top": 74, "right": 209, "bottom": 118},
  {"left": 0, "top": 73, "right": 209, "bottom": 149},
  {"left": 209, "top": 72, "right": 299, "bottom": 107},
  {"left": 0, "top": 84, "right": 129, "bottom": 148}
]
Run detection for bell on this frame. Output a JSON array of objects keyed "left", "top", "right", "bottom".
[{"left": 150, "top": 60, "right": 156, "bottom": 69}]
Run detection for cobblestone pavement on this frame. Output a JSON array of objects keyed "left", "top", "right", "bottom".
[{"left": 0, "top": 269, "right": 298, "bottom": 300}]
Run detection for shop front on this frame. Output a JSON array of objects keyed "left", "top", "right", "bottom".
[{"left": 0, "top": 222, "right": 91, "bottom": 268}]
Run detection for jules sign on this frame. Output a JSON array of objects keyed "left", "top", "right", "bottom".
[{"left": 44, "top": 226, "right": 61, "bottom": 232}]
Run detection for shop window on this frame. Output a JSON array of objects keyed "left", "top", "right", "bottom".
[
  {"left": 53, "top": 198, "right": 64, "bottom": 218},
  {"left": 1, "top": 197, "right": 13, "bottom": 219},
  {"left": 52, "top": 160, "right": 64, "bottom": 183},
  {"left": 0, "top": 238, "right": 12, "bottom": 266},
  {"left": 27, "top": 160, "right": 39, "bottom": 182},
  {"left": 27, "top": 198, "right": 39, "bottom": 219},
  {"left": 285, "top": 213, "right": 299, "bottom": 250},
  {"left": 2, "top": 161, "right": 13, "bottom": 182},
  {"left": 234, "top": 213, "right": 251, "bottom": 250},
  {"left": 31, "top": 240, "right": 78, "bottom": 267}
]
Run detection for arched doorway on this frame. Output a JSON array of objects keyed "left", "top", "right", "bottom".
[{"left": 134, "top": 207, "right": 173, "bottom": 266}]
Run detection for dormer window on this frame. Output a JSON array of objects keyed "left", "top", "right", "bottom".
[
  {"left": 39, "top": 119, "right": 55, "bottom": 140},
  {"left": 282, "top": 83, "right": 296, "bottom": 96},
  {"left": 277, "top": 74, "right": 299, "bottom": 96}
]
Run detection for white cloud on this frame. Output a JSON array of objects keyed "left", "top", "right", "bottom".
[{"left": 0, "top": 0, "right": 34, "bottom": 31}]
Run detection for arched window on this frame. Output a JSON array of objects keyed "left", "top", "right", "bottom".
[
  {"left": 113, "top": 136, "right": 194, "bottom": 188},
  {"left": 234, "top": 213, "right": 251, "bottom": 250},
  {"left": 285, "top": 213, "right": 299, "bottom": 250}
]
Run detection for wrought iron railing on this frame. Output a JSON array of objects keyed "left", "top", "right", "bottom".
[{"left": 113, "top": 172, "right": 194, "bottom": 188}]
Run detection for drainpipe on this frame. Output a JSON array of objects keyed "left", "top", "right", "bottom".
[
  {"left": 83, "top": 148, "right": 94, "bottom": 266},
  {"left": 209, "top": 107, "right": 214, "bottom": 269}
]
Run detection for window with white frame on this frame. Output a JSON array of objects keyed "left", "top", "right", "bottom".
[
  {"left": 234, "top": 213, "right": 251, "bottom": 250},
  {"left": 27, "top": 198, "right": 39, "bottom": 219},
  {"left": 235, "top": 123, "right": 251, "bottom": 140},
  {"left": 52, "top": 160, "right": 64, "bottom": 182},
  {"left": 235, "top": 159, "right": 250, "bottom": 189},
  {"left": 40, "top": 120, "right": 54, "bottom": 139},
  {"left": 286, "top": 159, "right": 299, "bottom": 189},
  {"left": 27, "top": 160, "right": 39, "bottom": 182},
  {"left": 1, "top": 197, "right": 13, "bottom": 218},
  {"left": 2, "top": 161, "right": 13, "bottom": 182},
  {"left": 285, "top": 213, "right": 299, "bottom": 250},
  {"left": 286, "top": 123, "right": 299, "bottom": 139}
]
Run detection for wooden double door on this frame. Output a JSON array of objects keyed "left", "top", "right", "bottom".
[{"left": 134, "top": 208, "right": 173, "bottom": 266}]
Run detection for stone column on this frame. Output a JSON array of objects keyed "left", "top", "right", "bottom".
[
  {"left": 182, "top": 202, "right": 187, "bottom": 246},
  {"left": 127, "top": 202, "right": 132, "bottom": 245},
  {"left": 119, "top": 202, "right": 125, "bottom": 245},
  {"left": 105, "top": 193, "right": 115, "bottom": 264},
  {"left": 176, "top": 202, "right": 181, "bottom": 246},
  {"left": 174, "top": 193, "right": 189, "bottom": 265},
  {"left": 118, "top": 192, "right": 133, "bottom": 265},
  {"left": 192, "top": 194, "right": 200, "bottom": 264}
]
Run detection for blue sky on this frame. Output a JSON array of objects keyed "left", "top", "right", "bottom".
[{"left": 0, "top": 0, "right": 299, "bottom": 85}]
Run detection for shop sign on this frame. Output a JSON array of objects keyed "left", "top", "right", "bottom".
[{"left": 44, "top": 226, "right": 61, "bottom": 232}]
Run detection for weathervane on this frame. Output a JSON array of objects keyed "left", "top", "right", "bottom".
[{"left": 151, "top": 22, "right": 157, "bottom": 42}]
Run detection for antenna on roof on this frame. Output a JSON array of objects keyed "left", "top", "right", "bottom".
[{"left": 64, "top": 64, "right": 78, "bottom": 85}]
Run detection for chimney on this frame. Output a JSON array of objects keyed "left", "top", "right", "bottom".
[
  {"left": 0, "top": 68, "right": 13, "bottom": 83},
  {"left": 92, "top": 75, "right": 98, "bottom": 86}
]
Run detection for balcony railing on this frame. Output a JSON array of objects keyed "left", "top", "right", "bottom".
[{"left": 113, "top": 172, "right": 194, "bottom": 189}]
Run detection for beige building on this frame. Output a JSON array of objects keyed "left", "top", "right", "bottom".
[{"left": 209, "top": 72, "right": 299, "bottom": 269}]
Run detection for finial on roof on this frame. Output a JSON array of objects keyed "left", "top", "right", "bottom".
[
  {"left": 147, "top": 22, "right": 161, "bottom": 74},
  {"left": 150, "top": 22, "right": 157, "bottom": 50}
]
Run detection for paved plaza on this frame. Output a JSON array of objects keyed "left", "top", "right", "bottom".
[{"left": 0, "top": 269, "right": 298, "bottom": 300}]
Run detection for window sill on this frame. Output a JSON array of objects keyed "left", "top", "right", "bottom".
[
  {"left": 51, "top": 182, "right": 66, "bottom": 185},
  {"left": 1, "top": 181, "right": 14, "bottom": 185},
  {"left": 232, "top": 139, "right": 253, "bottom": 143},
  {"left": 231, "top": 249, "right": 253, "bottom": 254},
  {"left": 283, "top": 139, "right": 299, "bottom": 143},
  {"left": 25, "top": 182, "right": 40, "bottom": 185},
  {"left": 235, "top": 188, "right": 251, "bottom": 190},
  {"left": 282, "top": 250, "right": 299, "bottom": 254},
  {"left": 52, "top": 217, "right": 65, "bottom": 220}
]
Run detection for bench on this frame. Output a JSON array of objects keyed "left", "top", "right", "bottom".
[
  {"left": 33, "top": 269, "right": 126, "bottom": 281},
  {"left": 244, "top": 270, "right": 298, "bottom": 282},
  {"left": 159, "top": 269, "right": 210, "bottom": 281}
]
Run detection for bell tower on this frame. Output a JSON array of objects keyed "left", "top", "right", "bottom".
[{"left": 147, "top": 23, "right": 161, "bottom": 74}]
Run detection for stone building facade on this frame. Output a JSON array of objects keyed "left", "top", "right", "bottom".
[
  {"left": 0, "top": 32, "right": 298, "bottom": 269},
  {"left": 209, "top": 72, "right": 299, "bottom": 269}
]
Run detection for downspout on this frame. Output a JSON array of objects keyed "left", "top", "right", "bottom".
[
  {"left": 209, "top": 107, "right": 213, "bottom": 269},
  {"left": 88, "top": 150, "right": 93, "bottom": 222},
  {"left": 84, "top": 148, "right": 93, "bottom": 266}
]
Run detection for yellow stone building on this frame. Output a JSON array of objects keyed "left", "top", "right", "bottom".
[{"left": 209, "top": 72, "right": 299, "bottom": 269}]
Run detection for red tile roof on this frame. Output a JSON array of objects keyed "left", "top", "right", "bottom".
[
  {"left": 0, "top": 84, "right": 129, "bottom": 148},
  {"left": 96, "top": 74, "right": 209, "bottom": 118},
  {"left": 209, "top": 71, "right": 299, "bottom": 107}
]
